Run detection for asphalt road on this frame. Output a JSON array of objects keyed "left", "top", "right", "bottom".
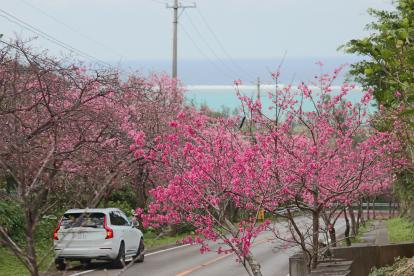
[{"left": 63, "top": 217, "right": 346, "bottom": 276}]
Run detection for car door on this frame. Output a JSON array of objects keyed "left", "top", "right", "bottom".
[
  {"left": 109, "top": 211, "right": 125, "bottom": 244},
  {"left": 117, "top": 210, "right": 139, "bottom": 254}
]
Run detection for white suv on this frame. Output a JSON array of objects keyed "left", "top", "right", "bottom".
[{"left": 53, "top": 208, "right": 144, "bottom": 270}]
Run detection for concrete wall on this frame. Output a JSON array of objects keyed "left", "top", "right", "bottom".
[
  {"left": 289, "top": 242, "right": 414, "bottom": 276},
  {"left": 331, "top": 242, "right": 414, "bottom": 276}
]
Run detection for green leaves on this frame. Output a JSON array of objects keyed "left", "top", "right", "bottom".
[
  {"left": 342, "top": 0, "right": 414, "bottom": 107},
  {"left": 364, "top": 68, "right": 374, "bottom": 75},
  {"left": 399, "top": 108, "right": 414, "bottom": 117}
]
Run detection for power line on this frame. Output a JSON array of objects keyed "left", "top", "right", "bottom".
[
  {"left": 148, "top": 0, "right": 168, "bottom": 4},
  {"left": 19, "top": 0, "right": 124, "bottom": 60},
  {"left": 183, "top": 11, "right": 243, "bottom": 80},
  {"left": 0, "top": 8, "right": 110, "bottom": 67},
  {"left": 179, "top": 23, "right": 237, "bottom": 81},
  {"left": 195, "top": 8, "right": 256, "bottom": 81}
]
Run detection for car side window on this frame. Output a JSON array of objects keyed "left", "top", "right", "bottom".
[
  {"left": 110, "top": 211, "right": 130, "bottom": 226},
  {"left": 118, "top": 211, "right": 131, "bottom": 226}
]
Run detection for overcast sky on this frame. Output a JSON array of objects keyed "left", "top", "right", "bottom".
[{"left": 1, "top": 0, "right": 395, "bottom": 61}]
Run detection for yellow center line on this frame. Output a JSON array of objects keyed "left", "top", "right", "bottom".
[{"left": 175, "top": 237, "right": 272, "bottom": 276}]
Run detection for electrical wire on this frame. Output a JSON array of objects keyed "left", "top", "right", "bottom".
[
  {"left": 0, "top": 8, "right": 111, "bottom": 67},
  {"left": 19, "top": 0, "right": 124, "bottom": 60},
  {"left": 148, "top": 0, "right": 168, "bottom": 5},
  {"left": 195, "top": 8, "right": 256, "bottom": 81},
  {"left": 179, "top": 23, "right": 237, "bottom": 81},
  {"left": 183, "top": 10, "right": 243, "bottom": 80}
]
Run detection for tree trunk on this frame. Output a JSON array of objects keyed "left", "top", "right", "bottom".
[
  {"left": 348, "top": 205, "right": 356, "bottom": 237},
  {"left": 223, "top": 218, "right": 262, "bottom": 276},
  {"left": 25, "top": 210, "right": 39, "bottom": 276},
  {"left": 367, "top": 199, "right": 371, "bottom": 220},
  {"left": 344, "top": 209, "right": 351, "bottom": 246},
  {"left": 356, "top": 200, "right": 363, "bottom": 232},
  {"left": 373, "top": 198, "right": 376, "bottom": 219},
  {"left": 311, "top": 209, "right": 320, "bottom": 269},
  {"left": 135, "top": 166, "right": 149, "bottom": 209},
  {"left": 328, "top": 224, "right": 337, "bottom": 247},
  {"left": 392, "top": 201, "right": 397, "bottom": 216},
  {"left": 389, "top": 201, "right": 392, "bottom": 218},
  {"left": 322, "top": 212, "right": 337, "bottom": 247},
  {"left": 244, "top": 252, "right": 262, "bottom": 276}
]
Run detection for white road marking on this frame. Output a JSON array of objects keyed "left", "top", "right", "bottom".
[
  {"left": 146, "top": 244, "right": 191, "bottom": 256},
  {"left": 69, "top": 269, "right": 96, "bottom": 276},
  {"left": 69, "top": 244, "right": 192, "bottom": 276}
]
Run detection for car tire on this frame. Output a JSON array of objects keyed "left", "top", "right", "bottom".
[
  {"left": 134, "top": 238, "right": 145, "bottom": 263},
  {"left": 55, "top": 258, "right": 66, "bottom": 271},
  {"left": 80, "top": 259, "right": 91, "bottom": 267},
  {"left": 112, "top": 242, "right": 126, "bottom": 269}
]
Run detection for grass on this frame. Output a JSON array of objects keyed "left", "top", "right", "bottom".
[
  {"left": 144, "top": 231, "right": 195, "bottom": 249},
  {"left": 0, "top": 244, "right": 55, "bottom": 276},
  {"left": 352, "top": 220, "right": 373, "bottom": 243},
  {"left": 386, "top": 217, "right": 414, "bottom": 243},
  {"left": 0, "top": 247, "right": 30, "bottom": 276}
]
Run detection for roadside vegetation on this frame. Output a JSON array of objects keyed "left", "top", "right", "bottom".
[
  {"left": 386, "top": 217, "right": 414, "bottom": 243},
  {"left": 370, "top": 257, "right": 414, "bottom": 276}
]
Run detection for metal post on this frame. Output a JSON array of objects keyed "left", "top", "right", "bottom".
[
  {"left": 172, "top": 0, "right": 178, "bottom": 79},
  {"left": 167, "top": 0, "right": 196, "bottom": 80}
]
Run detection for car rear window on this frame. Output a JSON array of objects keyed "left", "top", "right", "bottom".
[{"left": 61, "top": 212, "right": 105, "bottom": 229}]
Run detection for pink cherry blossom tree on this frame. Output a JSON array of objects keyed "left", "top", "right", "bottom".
[
  {"left": 0, "top": 39, "right": 185, "bottom": 275},
  {"left": 134, "top": 111, "right": 267, "bottom": 275},
  {"left": 236, "top": 66, "right": 400, "bottom": 268},
  {"left": 0, "top": 40, "right": 131, "bottom": 275},
  {"left": 133, "top": 65, "right": 401, "bottom": 274}
]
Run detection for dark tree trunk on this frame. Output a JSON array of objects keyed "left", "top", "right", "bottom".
[
  {"left": 344, "top": 209, "right": 351, "bottom": 246},
  {"left": 389, "top": 201, "right": 392, "bottom": 218},
  {"left": 329, "top": 224, "right": 337, "bottom": 247},
  {"left": 135, "top": 166, "right": 148, "bottom": 209},
  {"left": 348, "top": 205, "right": 356, "bottom": 237},
  {"left": 356, "top": 200, "right": 363, "bottom": 232},
  {"left": 25, "top": 209, "right": 39, "bottom": 276},
  {"left": 373, "top": 198, "right": 376, "bottom": 219},
  {"left": 311, "top": 209, "right": 320, "bottom": 269}
]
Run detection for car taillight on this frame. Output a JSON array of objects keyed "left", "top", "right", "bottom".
[
  {"left": 53, "top": 219, "right": 62, "bottom": 240},
  {"left": 104, "top": 216, "right": 114, "bottom": 239}
]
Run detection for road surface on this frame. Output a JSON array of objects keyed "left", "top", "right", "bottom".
[{"left": 62, "top": 217, "right": 346, "bottom": 276}]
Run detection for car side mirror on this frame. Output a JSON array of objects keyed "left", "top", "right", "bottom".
[{"left": 132, "top": 220, "right": 139, "bottom": 228}]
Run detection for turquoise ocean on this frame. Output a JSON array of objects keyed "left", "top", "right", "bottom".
[{"left": 185, "top": 85, "right": 370, "bottom": 116}]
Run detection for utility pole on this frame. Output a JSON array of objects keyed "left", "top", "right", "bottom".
[
  {"left": 167, "top": 0, "right": 196, "bottom": 80},
  {"left": 256, "top": 77, "right": 261, "bottom": 100}
]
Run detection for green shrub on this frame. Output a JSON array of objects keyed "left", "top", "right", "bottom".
[
  {"left": 370, "top": 257, "right": 414, "bottom": 276},
  {"left": 0, "top": 200, "right": 25, "bottom": 245},
  {"left": 106, "top": 200, "right": 134, "bottom": 217}
]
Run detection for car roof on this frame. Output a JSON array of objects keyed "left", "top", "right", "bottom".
[{"left": 64, "top": 208, "right": 121, "bottom": 214}]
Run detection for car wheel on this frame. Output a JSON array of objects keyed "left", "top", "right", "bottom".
[
  {"left": 55, "top": 258, "right": 66, "bottom": 271},
  {"left": 134, "top": 238, "right": 145, "bottom": 263},
  {"left": 80, "top": 259, "right": 91, "bottom": 267},
  {"left": 112, "top": 242, "right": 126, "bottom": 269}
]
